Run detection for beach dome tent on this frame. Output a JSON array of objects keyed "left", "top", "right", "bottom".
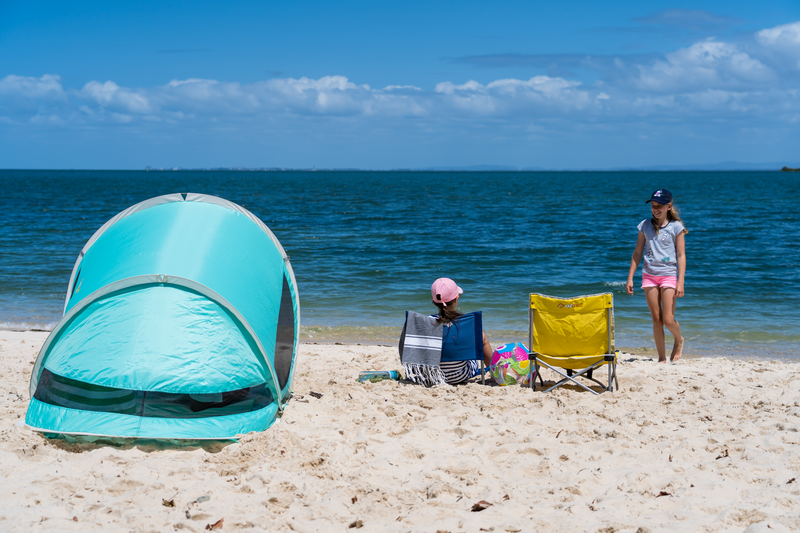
[{"left": 25, "top": 193, "right": 299, "bottom": 439}]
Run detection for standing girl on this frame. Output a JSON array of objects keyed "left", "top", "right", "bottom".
[{"left": 625, "top": 189, "right": 687, "bottom": 363}]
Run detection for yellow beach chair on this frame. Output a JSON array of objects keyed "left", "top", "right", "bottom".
[{"left": 528, "top": 293, "right": 619, "bottom": 394}]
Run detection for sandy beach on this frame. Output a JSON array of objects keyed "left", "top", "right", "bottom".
[{"left": 2, "top": 330, "right": 799, "bottom": 532}]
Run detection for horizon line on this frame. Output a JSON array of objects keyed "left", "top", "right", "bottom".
[{"left": 2, "top": 166, "right": 798, "bottom": 173}]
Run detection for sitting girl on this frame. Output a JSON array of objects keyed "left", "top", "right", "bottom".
[{"left": 431, "top": 278, "right": 493, "bottom": 384}]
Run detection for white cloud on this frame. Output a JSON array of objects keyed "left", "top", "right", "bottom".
[
  {"left": 434, "top": 76, "right": 591, "bottom": 115},
  {"left": 3, "top": 20, "right": 800, "bottom": 128},
  {"left": 435, "top": 79, "right": 481, "bottom": 94},
  {"left": 756, "top": 21, "right": 800, "bottom": 49},
  {"left": 155, "top": 79, "right": 254, "bottom": 114},
  {"left": 274, "top": 75, "right": 363, "bottom": 93},
  {"left": 635, "top": 41, "right": 774, "bottom": 92},
  {"left": 756, "top": 21, "right": 800, "bottom": 70},
  {"left": 486, "top": 76, "right": 583, "bottom": 101},
  {"left": 0, "top": 74, "right": 70, "bottom": 121},
  {"left": 80, "top": 81, "right": 152, "bottom": 114},
  {"left": 0, "top": 74, "right": 66, "bottom": 100},
  {"left": 264, "top": 76, "right": 372, "bottom": 115},
  {"left": 71, "top": 76, "right": 425, "bottom": 119},
  {"left": 382, "top": 85, "right": 422, "bottom": 91}
]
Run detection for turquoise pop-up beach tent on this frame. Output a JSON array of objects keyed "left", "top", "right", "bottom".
[{"left": 25, "top": 193, "right": 299, "bottom": 439}]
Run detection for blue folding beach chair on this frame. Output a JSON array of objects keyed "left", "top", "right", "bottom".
[{"left": 442, "top": 312, "right": 486, "bottom": 385}]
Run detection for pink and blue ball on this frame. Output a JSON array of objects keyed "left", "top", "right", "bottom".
[{"left": 489, "top": 342, "right": 533, "bottom": 386}]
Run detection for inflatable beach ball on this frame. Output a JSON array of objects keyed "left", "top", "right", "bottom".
[{"left": 489, "top": 342, "right": 533, "bottom": 386}]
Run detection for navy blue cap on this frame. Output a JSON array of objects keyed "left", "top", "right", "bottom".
[{"left": 646, "top": 189, "right": 673, "bottom": 205}]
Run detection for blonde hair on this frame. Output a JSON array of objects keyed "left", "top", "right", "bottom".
[{"left": 651, "top": 202, "right": 688, "bottom": 235}]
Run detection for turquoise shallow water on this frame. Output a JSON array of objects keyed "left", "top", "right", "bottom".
[{"left": 1, "top": 170, "right": 798, "bottom": 358}]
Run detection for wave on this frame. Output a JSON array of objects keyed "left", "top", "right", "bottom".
[
  {"left": 300, "top": 325, "right": 401, "bottom": 344},
  {"left": 300, "top": 325, "right": 528, "bottom": 347},
  {"left": 0, "top": 321, "right": 56, "bottom": 332}
]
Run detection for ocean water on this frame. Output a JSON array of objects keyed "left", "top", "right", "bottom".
[{"left": 1, "top": 170, "right": 798, "bottom": 359}]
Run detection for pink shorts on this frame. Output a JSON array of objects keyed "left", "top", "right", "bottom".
[{"left": 642, "top": 272, "right": 678, "bottom": 289}]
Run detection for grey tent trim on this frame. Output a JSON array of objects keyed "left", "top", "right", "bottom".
[{"left": 35, "top": 275, "right": 285, "bottom": 411}]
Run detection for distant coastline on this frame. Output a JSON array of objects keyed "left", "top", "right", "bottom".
[
  {"left": 5, "top": 162, "right": 800, "bottom": 172},
  {"left": 136, "top": 161, "right": 800, "bottom": 172}
]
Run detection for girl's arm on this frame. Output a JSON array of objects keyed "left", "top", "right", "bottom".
[
  {"left": 626, "top": 232, "right": 646, "bottom": 295},
  {"left": 675, "top": 231, "right": 686, "bottom": 298}
]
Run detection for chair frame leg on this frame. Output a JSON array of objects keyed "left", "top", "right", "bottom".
[
  {"left": 528, "top": 352, "right": 618, "bottom": 394},
  {"left": 541, "top": 361, "right": 602, "bottom": 395},
  {"left": 529, "top": 353, "right": 545, "bottom": 391}
]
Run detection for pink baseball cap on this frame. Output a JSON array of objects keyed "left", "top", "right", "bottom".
[{"left": 431, "top": 278, "right": 463, "bottom": 305}]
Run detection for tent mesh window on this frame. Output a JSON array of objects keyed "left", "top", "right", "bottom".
[
  {"left": 33, "top": 368, "right": 274, "bottom": 419},
  {"left": 274, "top": 275, "right": 295, "bottom": 389}
]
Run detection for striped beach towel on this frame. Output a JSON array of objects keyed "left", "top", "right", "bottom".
[{"left": 399, "top": 311, "right": 447, "bottom": 386}]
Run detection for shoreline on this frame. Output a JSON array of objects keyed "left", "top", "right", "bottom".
[
  {"left": 2, "top": 331, "right": 800, "bottom": 531},
  {"left": 8, "top": 323, "right": 799, "bottom": 361}
]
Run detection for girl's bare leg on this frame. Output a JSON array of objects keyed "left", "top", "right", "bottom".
[
  {"left": 644, "top": 287, "right": 666, "bottom": 362},
  {"left": 482, "top": 333, "right": 492, "bottom": 366},
  {"left": 660, "top": 288, "right": 684, "bottom": 362}
]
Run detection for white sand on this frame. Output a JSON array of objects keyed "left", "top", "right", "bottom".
[{"left": 2, "top": 330, "right": 800, "bottom": 532}]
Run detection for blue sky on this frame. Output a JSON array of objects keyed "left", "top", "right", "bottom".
[{"left": 2, "top": 1, "right": 800, "bottom": 169}]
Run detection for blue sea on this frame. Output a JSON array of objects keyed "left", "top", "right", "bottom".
[{"left": 1, "top": 170, "right": 798, "bottom": 359}]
